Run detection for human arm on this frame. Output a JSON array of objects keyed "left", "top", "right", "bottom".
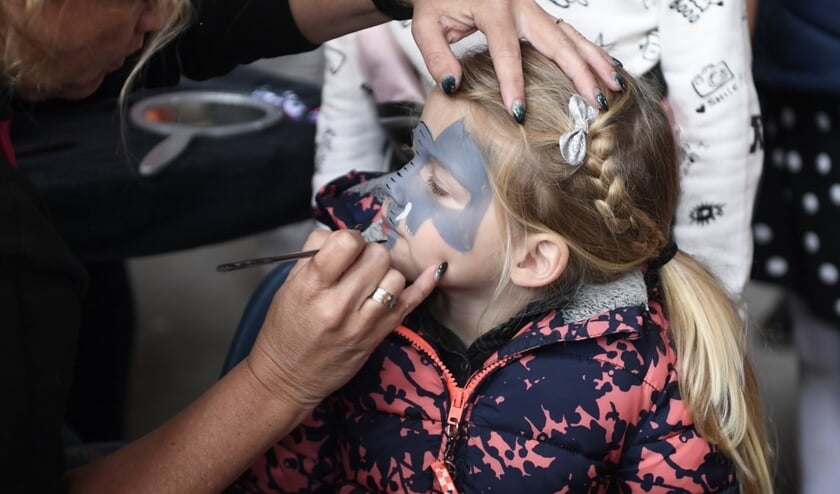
[
  {"left": 65, "top": 229, "right": 441, "bottom": 494},
  {"left": 173, "top": 0, "right": 619, "bottom": 117},
  {"left": 288, "top": 0, "right": 623, "bottom": 111},
  {"left": 658, "top": 0, "right": 762, "bottom": 296}
]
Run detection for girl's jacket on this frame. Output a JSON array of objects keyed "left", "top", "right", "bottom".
[{"left": 231, "top": 172, "right": 737, "bottom": 493}]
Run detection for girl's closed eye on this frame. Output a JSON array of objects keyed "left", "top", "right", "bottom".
[
  {"left": 420, "top": 164, "right": 471, "bottom": 209},
  {"left": 426, "top": 176, "right": 449, "bottom": 197}
]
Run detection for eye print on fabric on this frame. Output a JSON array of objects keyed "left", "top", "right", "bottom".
[
  {"left": 383, "top": 119, "right": 492, "bottom": 252},
  {"left": 689, "top": 202, "right": 724, "bottom": 225}
]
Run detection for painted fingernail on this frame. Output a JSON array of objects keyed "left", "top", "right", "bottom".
[
  {"left": 441, "top": 76, "right": 457, "bottom": 95},
  {"left": 512, "top": 100, "right": 526, "bottom": 124},
  {"left": 434, "top": 262, "right": 448, "bottom": 281},
  {"left": 611, "top": 56, "right": 623, "bottom": 67},
  {"left": 595, "top": 89, "right": 609, "bottom": 111},
  {"left": 612, "top": 71, "right": 626, "bottom": 91}
]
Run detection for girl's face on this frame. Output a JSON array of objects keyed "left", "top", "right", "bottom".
[
  {"left": 382, "top": 92, "right": 506, "bottom": 288},
  {"left": 8, "top": 0, "right": 164, "bottom": 100}
]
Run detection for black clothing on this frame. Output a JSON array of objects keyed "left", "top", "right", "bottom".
[
  {"left": 92, "top": 0, "right": 319, "bottom": 97},
  {"left": 751, "top": 87, "right": 840, "bottom": 328},
  {"left": 1, "top": 0, "right": 319, "bottom": 490},
  {"left": 13, "top": 68, "right": 319, "bottom": 261},
  {"left": 0, "top": 99, "right": 89, "bottom": 492}
]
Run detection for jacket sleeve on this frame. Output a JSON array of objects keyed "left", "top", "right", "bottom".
[
  {"left": 658, "top": 0, "right": 763, "bottom": 296},
  {"left": 313, "top": 170, "right": 386, "bottom": 230},
  {"left": 313, "top": 33, "right": 390, "bottom": 204},
  {"left": 229, "top": 401, "right": 339, "bottom": 493},
  {"left": 613, "top": 380, "right": 739, "bottom": 492},
  {"left": 144, "top": 0, "right": 319, "bottom": 85},
  {"left": 91, "top": 0, "right": 321, "bottom": 91}
]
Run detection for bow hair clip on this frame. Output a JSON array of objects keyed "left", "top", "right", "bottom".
[{"left": 558, "top": 94, "right": 599, "bottom": 166}]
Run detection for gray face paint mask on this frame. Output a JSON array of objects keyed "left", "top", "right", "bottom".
[{"left": 383, "top": 119, "right": 492, "bottom": 252}]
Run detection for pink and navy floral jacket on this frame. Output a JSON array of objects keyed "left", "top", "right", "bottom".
[{"left": 229, "top": 172, "right": 738, "bottom": 493}]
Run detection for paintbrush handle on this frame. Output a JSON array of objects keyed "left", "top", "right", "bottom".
[
  {"left": 216, "top": 239, "right": 387, "bottom": 272},
  {"left": 216, "top": 249, "right": 320, "bottom": 272}
]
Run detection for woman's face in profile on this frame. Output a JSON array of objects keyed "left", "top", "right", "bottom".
[{"left": 8, "top": 0, "right": 164, "bottom": 100}]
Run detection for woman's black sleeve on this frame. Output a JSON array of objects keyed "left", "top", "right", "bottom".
[{"left": 161, "top": 0, "right": 321, "bottom": 82}]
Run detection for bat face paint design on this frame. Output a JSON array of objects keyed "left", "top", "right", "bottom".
[{"left": 383, "top": 119, "right": 492, "bottom": 252}]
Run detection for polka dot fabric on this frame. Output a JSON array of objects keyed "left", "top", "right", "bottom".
[{"left": 752, "top": 85, "right": 840, "bottom": 326}]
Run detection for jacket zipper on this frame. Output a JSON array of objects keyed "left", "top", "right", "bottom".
[{"left": 394, "top": 325, "right": 518, "bottom": 494}]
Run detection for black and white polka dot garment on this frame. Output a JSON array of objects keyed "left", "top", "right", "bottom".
[{"left": 751, "top": 86, "right": 840, "bottom": 328}]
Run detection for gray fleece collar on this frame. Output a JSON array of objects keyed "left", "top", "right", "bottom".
[{"left": 560, "top": 269, "right": 648, "bottom": 324}]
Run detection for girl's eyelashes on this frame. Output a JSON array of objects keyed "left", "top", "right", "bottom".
[{"left": 426, "top": 176, "right": 449, "bottom": 197}]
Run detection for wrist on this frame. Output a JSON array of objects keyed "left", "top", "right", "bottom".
[
  {"left": 242, "top": 350, "right": 317, "bottom": 422},
  {"left": 371, "top": 0, "right": 413, "bottom": 20}
]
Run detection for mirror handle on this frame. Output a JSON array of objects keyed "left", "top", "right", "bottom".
[{"left": 138, "top": 129, "right": 196, "bottom": 177}]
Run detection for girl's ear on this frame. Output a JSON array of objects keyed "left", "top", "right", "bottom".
[{"left": 510, "top": 233, "right": 569, "bottom": 288}]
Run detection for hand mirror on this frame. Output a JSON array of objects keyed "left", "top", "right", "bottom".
[{"left": 130, "top": 91, "right": 283, "bottom": 177}]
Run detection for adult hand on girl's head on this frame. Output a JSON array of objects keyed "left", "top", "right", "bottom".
[
  {"left": 245, "top": 228, "right": 440, "bottom": 412},
  {"left": 411, "top": 0, "right": 622, "bottom": 116}
]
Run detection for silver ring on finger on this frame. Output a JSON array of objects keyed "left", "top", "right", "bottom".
[{"left": 370, "top": 286, "right": 397, "bottom": 310}]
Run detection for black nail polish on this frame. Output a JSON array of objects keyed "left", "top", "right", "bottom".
[
  {"left": 595, "top": 89, "right": 609, "bottom": 111},
  {"left": 434, "top": 262, "right": 448, "bottom": 281},
  {"left": 612, "top": 71, "right": 626, "bottom": 91},
  {"left": 441, "top": 76, "right": 457, "bottom": 95},
  {"left": 512, "top": 100, "right": 526, "bottom": 124},
  {"left": 611, "top": 56, "right": 623, "bottom": 67}
]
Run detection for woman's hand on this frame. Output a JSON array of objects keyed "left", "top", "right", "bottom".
[
  {"left": 246, "top": 228, "right": 439, "bottom": 412},
  {"left": 411, "top": 0, "right": 622, "bottom": 116}
]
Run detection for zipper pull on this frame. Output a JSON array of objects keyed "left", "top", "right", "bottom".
[
  {"left": 435, "top": 387, "right": 465, "bottom": 492},
  {"left": 432, "top": 459, "right": 457, "bottom": 494}
]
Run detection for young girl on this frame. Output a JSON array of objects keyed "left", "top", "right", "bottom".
[{"left": 231, "top": 43, "right": 772, "bottom": 493}]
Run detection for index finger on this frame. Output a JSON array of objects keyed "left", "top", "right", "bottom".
[
  {"left": 298, "top": 229, "right": 367, "bottom": 286},
  {"left": 523, "top": 11, "right": 620, "bottom": 109},
  {"left": 479, "top": 14, "right": 526, "bottom": 122}
]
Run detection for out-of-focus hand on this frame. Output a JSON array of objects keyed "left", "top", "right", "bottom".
[
  {"left": 245, "top": 229, "right": 439, "bottom": 411},
  {"left": 411, "top": 0, "right": 622, "bottom": 117}
]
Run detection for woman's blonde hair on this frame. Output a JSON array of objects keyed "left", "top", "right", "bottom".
[
  {"left": 0, "top": 0, "right": 191, "bottom": 99},
  {"left": 454, "top": 43, "right": 772, "bottom": 493}
]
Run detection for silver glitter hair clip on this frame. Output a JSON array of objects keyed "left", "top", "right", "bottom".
[{"left": 558, "top": 94, "right": 599, "bottom": 166}]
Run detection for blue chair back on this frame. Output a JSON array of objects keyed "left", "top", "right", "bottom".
[{"left": 221, "top": 262, "right": 293, "bottom": 375}]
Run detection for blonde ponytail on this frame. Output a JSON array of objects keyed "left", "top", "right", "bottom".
[{"left": 660, "top": 252, "right": 773, "bottom": 494}]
